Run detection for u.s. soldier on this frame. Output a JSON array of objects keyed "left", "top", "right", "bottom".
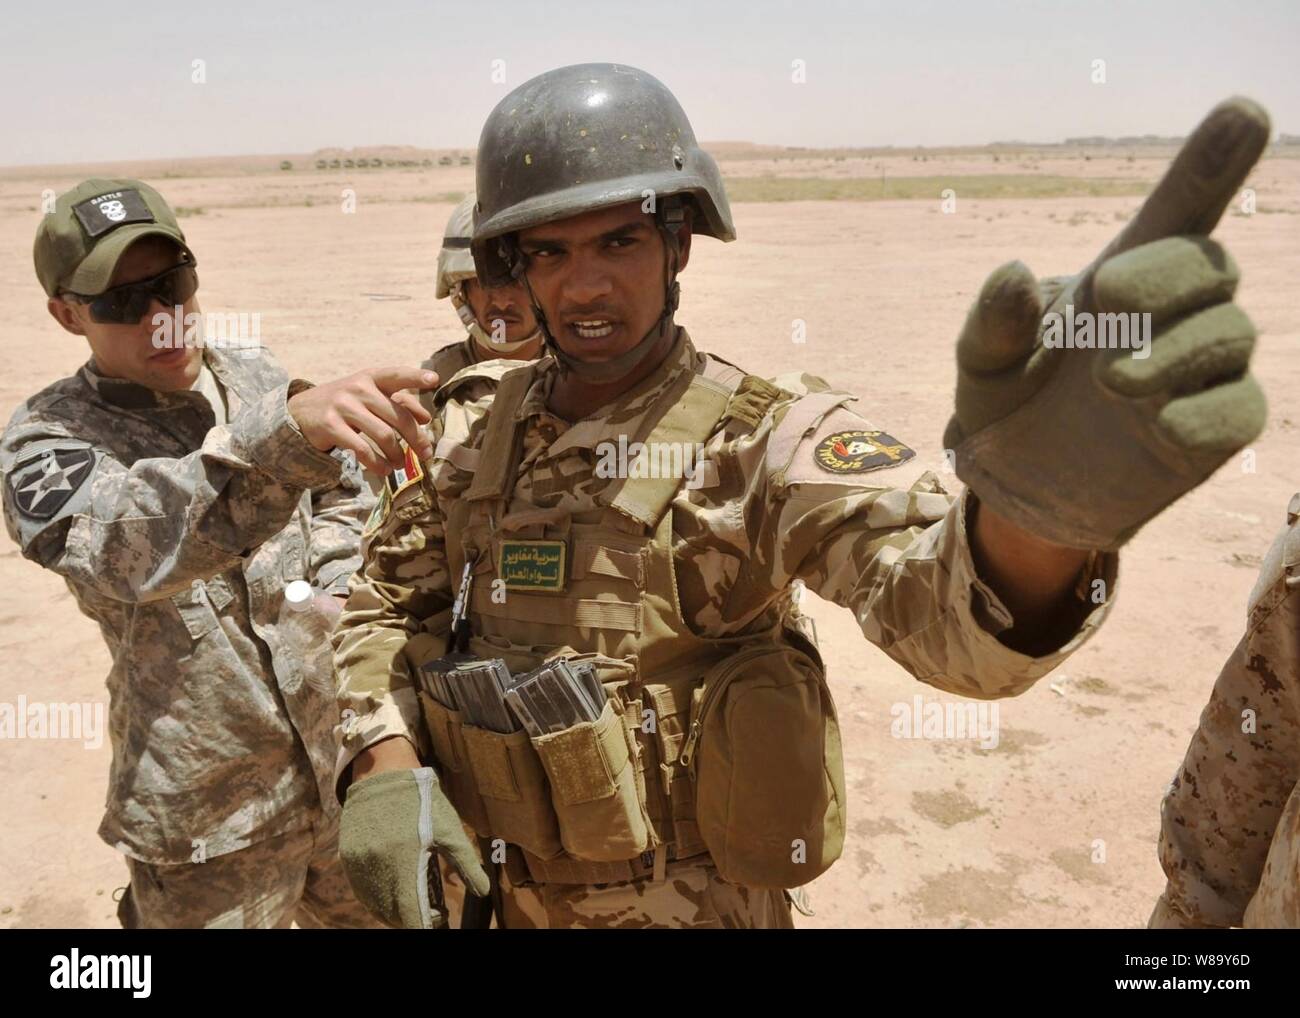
[
  {"left": 331, "top": 66, "right": 1270, "bottom": 929},
  {"left": 1, "top": 178, "right": 439, "bottom": 928},
  {"left": 1149, "top": 493, "right": 1299, "bottom": 928}
]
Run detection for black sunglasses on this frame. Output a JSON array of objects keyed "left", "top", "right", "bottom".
[{"left": 64, "top": 260, "right": 200, "bottom": 325}]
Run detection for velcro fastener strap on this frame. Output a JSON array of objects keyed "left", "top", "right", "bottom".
[
  {"left": 606, "top": 373, "right": 732, "bottom": 527},
  {"left": 571, "top": 544, "right": 643, "bottom": 583},
  {"left": 433, "top": 436, "right": 481, "bottom": 472},
  {"left": 461, "top": 727, "right": 524, "bottom": 802},
  {"left": 723, "top": 375, "right": 786, "bottom": 429},
  {"left": 465, "top": 364, "right": 538, "bottom": 502},
  {"left": 572, "top": 600, "right": 641, "bottom": 631},
  {"left": 472, "top": 587, "right": 642, "bottom": 632},
  {"left": 765, "top": 390, "right": 857, "bottom": 478}
]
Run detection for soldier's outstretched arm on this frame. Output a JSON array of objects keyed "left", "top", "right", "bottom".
[
  {"left": 755, "top": 403, "right": 1114, "bottom": 699},
  {"left": 1149, "top": 506, "right": 1300, "bottom": 928},
  {"left": 2, "top": 387, "right": 344, "bottom": 603},
  {"left": 0, "top": 364, "right": 434, "bottom": 604}
]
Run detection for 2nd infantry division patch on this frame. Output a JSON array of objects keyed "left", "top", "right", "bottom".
[
  {"left": 814, "top": 430, "right": 915, "bottom": 475},
  {"left": 10, "top": 448, "right": 95, "bottom": 519}
]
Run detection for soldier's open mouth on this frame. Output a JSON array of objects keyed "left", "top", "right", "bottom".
[{"left": 571, "top": 320, "right": 616, "bottom": 339}]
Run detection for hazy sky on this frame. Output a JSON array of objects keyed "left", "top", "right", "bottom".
[{"left": 3, "top": 0, "right": 1296, "bottom": 165}]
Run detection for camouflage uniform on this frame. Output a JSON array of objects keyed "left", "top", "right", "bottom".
[
  {"left": 424, "top": 339, "right": 490, "bottom": 394},
  {"left": 1150, "top": 493, "right": 1300, "bottom": 929},
  {"left": 334, "top": 329, "right": 1117, "bottom": 928},
  {"left": 1, "top": 343, "right": 382, "bottom": 928}
]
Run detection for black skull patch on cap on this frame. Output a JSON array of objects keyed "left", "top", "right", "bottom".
[
  {"left": 9, "top": 448, "right": 95, "bottom": 519},
  {"left": 72, "top": 189, "right": 155, "bottom": 239}
]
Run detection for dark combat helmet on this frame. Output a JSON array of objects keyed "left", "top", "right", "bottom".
[{"left": 471, "top": 63, "right": 733, "bottom": 379}]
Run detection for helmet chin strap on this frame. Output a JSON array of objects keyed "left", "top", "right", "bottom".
[
  {"left": 512, "top": 203, "right": 685, "bottom": 384},
  {"left": 451, "top": 285, "right": 542, "bottom": 356}
]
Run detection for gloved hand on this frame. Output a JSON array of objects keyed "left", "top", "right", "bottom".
[
  {"left": 943, "top": 97, "right": 1270, "bottom": 550},
  {"left": 339, "top": 767, "right": 491, "bottom": 929}
]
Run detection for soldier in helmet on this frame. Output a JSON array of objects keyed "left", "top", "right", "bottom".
[
  {"left": 1149, "top": 493, "right": 1300, "bottom": 929},
  {"left": 425, "top": 193, "right": 543, "bottom": 386},
  {"left": 331, "top": 65, "right": 1270, "bottom": 928}
]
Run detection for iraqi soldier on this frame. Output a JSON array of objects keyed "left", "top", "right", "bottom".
[
  {"left": 1149, "top": 493, "right": 1299, "bottom": 928},
  {"left": 425, "top": 193, "right": 543, "bottom": 385},
  {"left": 332, "top": 65, "right": 1269, "bottom": 928},
  {"left": 2, "top": 178, "right": 440, "bottom": 928}
]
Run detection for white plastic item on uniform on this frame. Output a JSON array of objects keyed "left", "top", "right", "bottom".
[{"left": 278, "top": 580, "right": 343, "bottom": 694}]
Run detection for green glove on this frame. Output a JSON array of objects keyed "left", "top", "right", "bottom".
[
  {"left": 339, "top": 767, "right": 491, "bottom": 929},
  {"left": 944, "top": 97, "right": 1270, "bottom": 550}
]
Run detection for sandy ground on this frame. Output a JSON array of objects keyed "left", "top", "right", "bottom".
[{"left": 0, "top": 152, "right": 1295, "bottom": 928}]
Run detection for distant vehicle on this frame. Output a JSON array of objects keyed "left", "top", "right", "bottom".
[
  {"left": 316, "top": 159, "right": 327, "bottom": 170},
  {"left": 438, "top": 155, "right": 453, "bottom": 166},
  {"left": 279, "top": 160, "right": 293, "bottom": 171},
  {"left": 344, "top": 159, "right": 355, "bottom": 168},
  {"left": 459, "top": 155, "right": 472, "bottom": 165},
  {"left": 330, "top": 159, "right": 341, "bottom": 169}
]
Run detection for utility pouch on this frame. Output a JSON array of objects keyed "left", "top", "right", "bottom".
[
  {"left": 680, "top": 642, "right": 845, "bottom": 888},
  {"left": 461, "top": 724, "right": 565, "bottom": 860},
  {"left": 531, "top": 698, "right": 655, "bottom": 862}
]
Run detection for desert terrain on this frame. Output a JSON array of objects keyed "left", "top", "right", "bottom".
[{"left": 0, "top": 141, "right": 1296, "bottom": 928}]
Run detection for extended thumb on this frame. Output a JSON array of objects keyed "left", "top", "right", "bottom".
[{"left": 955, "top": 261, "right": 1043, "bottom": 374}]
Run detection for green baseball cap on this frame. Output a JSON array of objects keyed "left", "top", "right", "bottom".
[{"left": 33, "top": 178, "right": 194, "bottom": 297}]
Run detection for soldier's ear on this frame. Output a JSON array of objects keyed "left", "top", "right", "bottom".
[{"left": 47, "top": 297, "right": 88, "bottom": 338}]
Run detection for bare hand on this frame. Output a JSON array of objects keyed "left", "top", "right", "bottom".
[{"left": 289, "top": 367, "right": 438, "bottom": 475}]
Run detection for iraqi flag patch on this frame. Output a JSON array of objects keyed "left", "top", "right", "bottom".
[{"left": 385, "top": 443, "right": 425, "bottom": 497}]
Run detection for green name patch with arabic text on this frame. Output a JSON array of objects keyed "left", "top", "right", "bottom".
[{"left": 499, "top": 540, "right": 567, "bottom": 592}]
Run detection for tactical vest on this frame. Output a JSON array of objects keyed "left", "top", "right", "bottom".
[{"left": 417, "top": 354, "right": 846, "bottom": 889}]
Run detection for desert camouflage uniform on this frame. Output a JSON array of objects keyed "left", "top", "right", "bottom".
[
  {"left": 334, "top": 330, "right": 1117, "bottom": 928},
  {"left": 1150, "top": 493, "right": 1300, "bottom": 929},
  {"left": 424, "top": 339, "right": 490, "bottom": 396},
  {"left": 1, "top": 344, "right": 381, "bottom": 928}
]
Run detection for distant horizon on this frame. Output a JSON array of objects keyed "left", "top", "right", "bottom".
[
  {"left": 6, "top": 128, "right": 1300, "bottom": 175},
  {"left": 4, "top": 0, "right": 1297, "bottom": 166}
]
